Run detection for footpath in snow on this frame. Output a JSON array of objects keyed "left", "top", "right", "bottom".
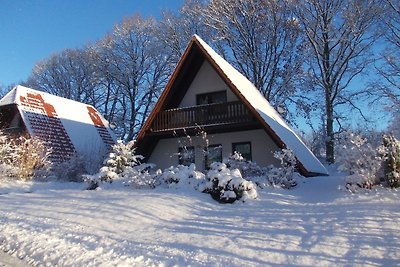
[{"left": 0, "top": 174, "right": 399, "bottom": 266}]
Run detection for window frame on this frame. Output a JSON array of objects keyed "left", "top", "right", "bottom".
[{"left": 232, "top": 141, "right": 252, "bottom": 161}]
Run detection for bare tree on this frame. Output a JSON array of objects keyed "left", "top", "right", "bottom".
[
  {"left": 26, "top": 48, "right": 100, "bottom": 106},
  {"left": 293, "top": 0, "right": 382, "bottom": 163},
  {"left": 0, "top": 84, "right": 15, "bottom": 98},
  {"left": 95, "top": 14, "right": 172, "bottom": 140},
  {"left": 372, "top": 0, "right": 400, "bottom": 113},
  {"left": 202, "top": 0, "right": 304, "bottom": 108},
  {"left": 157, "top": 0, "right": 211, "bottom": 64},
  {"left": 0, "top": 86, "right": 6, "bottom": 99}
]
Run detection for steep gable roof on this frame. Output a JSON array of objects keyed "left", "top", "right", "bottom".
[
  {"left": 136, "top": 35, "right": 328, "bottom": 176},
  {"left": 0, "top": 85, "right": 116, "bottom": 163}
]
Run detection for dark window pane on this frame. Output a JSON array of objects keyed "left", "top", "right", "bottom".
[
  {"left": 205, "top": 144, "right": 222, "bottom": 169},
  {"left": 232, "top": 142, "right": 252, "bottom": 161},
  {"left": 196, "top": 91, "right": 227, "bottom": 105},
  {"left": 178, "top": 146, "right": 195, "bottom": 166}
]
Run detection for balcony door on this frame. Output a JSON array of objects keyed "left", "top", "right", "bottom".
[
  {"left": 196, "top": 91, "right": 227, "bottom": 124},
  {"left": 196, "top": 90, "right": 227, "bottom": 105}
]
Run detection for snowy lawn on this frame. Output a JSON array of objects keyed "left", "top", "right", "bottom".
[{"left": 0, "top": 174, "right": 399, "bottom": 266}]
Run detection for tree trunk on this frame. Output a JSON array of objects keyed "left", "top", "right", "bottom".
[{"left": 326, "top": 98, "right": 335, "bottom": 164}]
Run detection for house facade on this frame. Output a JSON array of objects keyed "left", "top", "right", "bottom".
[{"left": 135, "top": 35, "right": 328, "bottom": 176}]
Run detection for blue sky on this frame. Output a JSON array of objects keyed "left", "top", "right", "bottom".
[
  {"left": 0, "top": 0, "right": 183, "bottom": 86},
  {"left": 0, "top": 0, "right": 390, "bottom": 131}
]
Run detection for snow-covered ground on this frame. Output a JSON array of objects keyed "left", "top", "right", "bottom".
[{"left": 0, "top": 172, "right": 399, "bottom": 266}]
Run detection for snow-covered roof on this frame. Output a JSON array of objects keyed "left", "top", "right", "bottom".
[
  {"left": 193, "top": 35, "right": 328, "bottom": 176},
  {"left": 0, "top": 85, "right": 116, "bottom": 163},
  {"left": 0, "top": 87, "right": 18, "bottom": 106}
]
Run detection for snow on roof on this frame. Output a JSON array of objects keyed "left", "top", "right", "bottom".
[
  {"left": 0, "top": 85, "right": 116, "bottom": 163},
  {"left": 194, "top": 35, "right": 328, "bottom": 175},
  {"left": 0, "top": 87, "right": 18, "bottom": 106}
]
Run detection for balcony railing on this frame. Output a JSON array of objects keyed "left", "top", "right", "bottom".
[{"left": 151, "top": 101, "right": 254, "bottom": 132}]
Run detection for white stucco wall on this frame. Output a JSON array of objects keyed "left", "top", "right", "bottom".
[
  {"left": 148, "top": 129, "right": 280, "bottom": 171},
  {"left": 178, "top": 60, "right": 238, "bottom": 107}
]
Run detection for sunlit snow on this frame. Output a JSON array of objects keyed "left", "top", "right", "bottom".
[{"left": 0, "top": 169, "right": 399, "bottom": 266}]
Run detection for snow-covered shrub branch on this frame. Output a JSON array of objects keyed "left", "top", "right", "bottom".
[
  {"left": 224, "top": 149, "right": 298, "bottom": 189},
  {"left": 336, "top": 131, "right": 384, "bottom": 189},
  {"left": 200, "top": 162, "right": 258, "bottom": 203},
  {"left": 13, "top": 136, "right": 52, "bottom": 179},
  {"left": 0, "top": 131, "right": 52, "bottom": 180},
  {"left": 84, "top": 140, "right": 155, "bottom": 189},
  {"left": 0, "top": 130, "right": 17, "bottom": 177},
  {"left": 336, "top": 131, "right": 400, "bottom": 191},
  {"left": 156, "top": 163, "right": 205, "bottom": 189},
  {"left": 382, "top": 135, "right": 400, "bottom": 188},
  {"left": 50, "top": 153, "right": 87, "bottom": 182}
]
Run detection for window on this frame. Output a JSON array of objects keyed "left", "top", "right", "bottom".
[
  {"left": 205, "top": 144, "right": 222, "bottom": 169},
  {"left": 232, "top": 142, "right": 252, "bottom": 161},
  {"left": 196, "top": 91, "right": 227, "bottom": 105},
  {"left": 178, "top": 146, "right": 195, "bottom": 166}
]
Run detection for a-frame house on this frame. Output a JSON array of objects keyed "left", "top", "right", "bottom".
[
  {"left": 135, "top": 35, "right": 328, "bottom": 176},
  {"left": 0, "top": 85, "right": 116, "bottom": 165}
]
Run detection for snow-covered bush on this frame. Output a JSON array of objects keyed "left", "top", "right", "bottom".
[
  {"left": 50, "top": 153, "right": 87, "bottom": 182},
  {"left": 0, "top": 163, "right": 18, "bottom": 177},
  {"left": 0, "top": 130, "right": 14, "bottom": 166},
  {"left": 200, "top": 162, "right": 258, "bottom": 203},
  {"left": 0, "top": 131, "right": 16, "bottom": 177},
  {"left": 156, "top": 163, "right": 205, "bottom": 189},
  {"left": 224, "top": 149, "right": 297, "bottom": 189},
  {"left": 84, "top": 140, "right": 155, "bottom": 189},
  {"left": 268, "top": 149, "right": 298, "bottom": 189},
  {"left": 224, "top": 152, "right": 266, "bottom": 177},
  {"left": 0, "top": 133, "right": 52, "bottom": 180},
  {"left": 12, "top": 136, "right": 52, "bottom": 180},
  {"left": 102, "top": 140, "right": 144, "bottom": 179},
  {"left": 382, "top": 135, "right": 400, "bottom": 188},
  {"left": 336, "top": 131, "right": 384, "bottom": 189}
]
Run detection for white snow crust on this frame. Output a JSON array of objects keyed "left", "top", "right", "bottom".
[
  {"left": 194, "top": 35, "right": 328, "bottom": 176},
  {"left": 0, "top": 171, "right": 399, "bottom": 266}
]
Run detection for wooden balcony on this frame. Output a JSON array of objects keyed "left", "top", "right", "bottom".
[{"left": 150, "top": 101, "right": 257, "bottom": 133}]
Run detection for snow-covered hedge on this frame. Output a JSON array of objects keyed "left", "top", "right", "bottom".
[
  {"left": 156, "top": 163, "right": 205, "bottom": 189},
  {"left": 81, "top": 139, "right": 303, "bottom": 203},
  {"left": 224, "top": 149, "right": 298, "bottom": 189},
  {"left": 200, "top": 162, "right": 257, "bottom": 203}
]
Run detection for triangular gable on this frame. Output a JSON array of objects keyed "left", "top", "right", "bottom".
[
  {"left": 0, "top": 88, "right": 18, "bottom": 106},
  {"left": 136, "top": 35, "right": 328, "bottom": 176},
  {"left": 0, "top": 85, "right": 116, "bottom": 163}
]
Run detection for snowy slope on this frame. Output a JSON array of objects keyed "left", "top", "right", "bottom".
[
  {"left": 0, "top": 250, "right": 30, "bottom": 267},
  {"left": 0, "top": 174, "right": 399, "bottom": 266},
  {"left": 194, "top": 35, "right": 328, "bottom": 176}
]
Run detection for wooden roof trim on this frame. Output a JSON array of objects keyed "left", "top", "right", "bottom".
[
  {"left": 136, "top": 36, "right": 198, "bottom": 143},
  {"left": 191, "top": 37, "right": 310, "bottom": 176}
]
